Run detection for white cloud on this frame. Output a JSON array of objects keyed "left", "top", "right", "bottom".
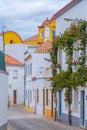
[{"left": 0, "top": 0, "right": 71, "bottom": 40}]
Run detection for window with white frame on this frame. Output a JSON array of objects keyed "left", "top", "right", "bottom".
[
  {"left": 57, "top": 49, "right": 62, "bottom": 64},
  {"left": 74, "top": 90, "right": 79, "bottom": 111},
  {"left": 45, "top": 26, "right": 50, "bottom": 41},
  {"left": 41, "top": 30, "right": 44, "bottom": 39},
  {"left": 52, "top": 30, "right": 55, "bottom": 38},
  {"left": 13, "top": 70, "right": 18, "bottom": 79},
  {"left": 73, "top": 40, "right": 81, "bottom": 63}
]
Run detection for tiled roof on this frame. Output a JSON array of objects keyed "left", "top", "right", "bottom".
[
  {"left": 35, "top": 41, "right": 52, "bottom": 53},
  {"left": 41, "top": 18, "right": 50, "bottom": 27},
  {"left": 5, "top": 54, "right": 24, "bottom": 65},
  {"left": 24, "top": 34, "right": 38, "bottom": 42},
  {"left": 39, "top": 17, "right": 55, "bottom": 28},
  {"left": 53, "top": 0, "right": 81, "bottom": 19}
]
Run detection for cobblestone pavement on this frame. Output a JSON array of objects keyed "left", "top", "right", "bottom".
[{"left": 7, "top": 104, "right": 83, "bottom": 130}]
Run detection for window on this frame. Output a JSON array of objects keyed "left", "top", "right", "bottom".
[
  {"left": 13, "top": 70, "right": 18, "bottom": 79},
  {"left": 46, "top": 89, "right": 48, "bottom": 106},
  {"left": 30, "top": 63, "right": 32, "bottom": 75},
  {"left": 57, "top": 49, "right": 62, "bottom": 64},
  {"left": 41, "top": 30, "right": 44, "bottom": 39},
  {"left": 10, "top": 40, "right": 14, "bottom": 44},
  {"left": 74, "top": 90, "right": 79, "bottom": 111},
  {"left": 52, "top": 30, "right": 55, "bottom": 38},
  {"left": 45, "top": 26, "right": 50, "bottom": 41},
  {"left": 73, "top": 40, "right": 81, "bottom": 62},
  {"left": 37, "top": 89, "right": 39, "bottom": 103}
]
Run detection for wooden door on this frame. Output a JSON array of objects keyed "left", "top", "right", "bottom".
[
  {"left": 13, "top": 90, "right": 17, "bottom": 104},
  {"left": 59, "top": 89, "right": 62, "bottom": 118},
  {"left": 43, "top": 89, "right": 45, "bottom": 115},
  {"left": 80, "top": 91, "right": 85, "bottom": 126},
  {"left": 51, "top": 91, "right": 53, "bottom": 117}
]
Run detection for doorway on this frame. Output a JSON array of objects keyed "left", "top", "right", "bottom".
[
  {"left": 51, "top": 91, "right": 53, "bottom": 117},
  {"left": 13, "top": 90, "right": 17, "bottom": 104},
  {"left": 59, "top": 89, "right": 62, "bottom": 118},
  {"left": 43, "top": 89, "right": 45, "bottom": 115},
  {"left": 80, "top": 91, "right": 85, "bottom": 127}
]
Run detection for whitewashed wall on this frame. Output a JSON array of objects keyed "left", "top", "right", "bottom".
[
  {"left": 0, "top": 71, "right": 8, "bottom": 127},
  {"left": 5, "top": 44, "right": 26, "bottom": 63},
  {"left": 25, "top": 53, "right": 51, "bottom": 115},
  {"left": 56, "top": 0, "right": 87, "bottom": 36},
  {"left": 55, "top": 0, "right": 87, "bottom": 127},
  {"left": 32, "top": 53, "right": 51, "bottom": 77},
  {"left": 7, "top": 65, "right": 24, "bottom": 105}
]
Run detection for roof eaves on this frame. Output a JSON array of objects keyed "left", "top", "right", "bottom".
[
  {"left": 53, "top": 0, "right": 82, "bottom": 19},
  {"left": 6, "top": 64, "right": 24, "bottom": 67}
]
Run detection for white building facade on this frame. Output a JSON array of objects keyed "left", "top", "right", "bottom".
[
  {"left": 5, "top": 44, "right": 26, "bottom": 63},
  {"left": 5, "top": 54, "right": 24, "bottom": 105},
  {"left": 24, "top": 41, "right": 55, "bottom": 119},
  {"left": 0, "top": 70, "right": 8, "bottom": 130},
  {"left": 53, "top": 0, "right": 87, "bottom": 129}
]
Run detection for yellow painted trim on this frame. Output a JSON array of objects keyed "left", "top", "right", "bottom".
[
  {"left": 4, "top": 31, "right": 23, "bottom": 44},
  {"left": 24, "top": 104, "right": 33, "bottom": 112},
  {"left": 45, "top": 108, "right": 55, "bottom": 119},
  {"left": 24, "top": 55, "right": 32, "bottom": 62},
  {"left": 24, "top": 41, "right": 38, "bottom": 45},
  {"left": 45, "top": 76, "right": 52, "bottom": 79},
  {"left": 37, "top": 18, "right": 56, "bottom": 43}
]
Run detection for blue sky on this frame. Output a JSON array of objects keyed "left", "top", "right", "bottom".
[{"left": 0, "top": 0, "right": 71, "bottom": 40}]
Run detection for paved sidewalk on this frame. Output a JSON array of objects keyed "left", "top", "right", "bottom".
[{"left": 8, "top": 104, "right": 84, "bottom": 130}]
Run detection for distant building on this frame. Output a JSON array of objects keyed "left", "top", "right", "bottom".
[
  {"left": 24, "top": 40, "right": 55, "bottom": 119},
  {"left": 5, "top": 54, "right": 24, "bottom": 105},
  {"left": 38, "top": 17, "right": 56, "bottom": 44},
  {"left": 24, "top": 17, "right": 56, "bottom": 119}
]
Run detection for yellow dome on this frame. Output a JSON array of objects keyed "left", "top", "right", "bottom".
[{"left": 4, "top": 31, "right": 23, "bottom": 45}]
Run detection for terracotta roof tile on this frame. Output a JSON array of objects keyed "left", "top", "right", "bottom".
[
  {"left": 24, "top": 34, "right": 38, "bottom": 42},
  {"left": 5, "top": 54, "right": 24, "bottom": 65},
  {"left": 39, "top": 18, "right": 50, "bottom": 27},
  {"left": 35, "top": 41, "right": 52, "bottom": 53}
]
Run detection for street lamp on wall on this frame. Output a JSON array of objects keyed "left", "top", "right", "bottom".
[
  {"left": 64, "top": 18, "right": 78, "bottom": 22},
  {"left": 2, "top": 25, "right": 7, "bottom": 53}
]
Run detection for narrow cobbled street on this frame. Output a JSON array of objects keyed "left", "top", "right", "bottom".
[{"left": 7, "top": 105, "right": 82, "bottom": 130}]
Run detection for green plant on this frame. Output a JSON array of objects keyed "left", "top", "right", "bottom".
[{"left": 50, "top": 19, "right": 87, "bottom": 125}]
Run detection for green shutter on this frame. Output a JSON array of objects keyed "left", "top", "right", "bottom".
[{"left": 0, "top": 51, "right": 5, "bottom": 71}]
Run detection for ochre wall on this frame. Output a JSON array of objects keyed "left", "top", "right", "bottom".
[{"left": 4, "top": 31, "right": 23, "bottom": 45}]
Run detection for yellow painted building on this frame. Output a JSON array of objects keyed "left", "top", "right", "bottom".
[
  {"left": 38, "top": 17, "right": 56, "bottom": 44},
  {"left": 24, "top": 17, "right": 56, "bottom": 45},
  {"left": 4, "top": 31, "right": 23, "bottom": 45}
]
